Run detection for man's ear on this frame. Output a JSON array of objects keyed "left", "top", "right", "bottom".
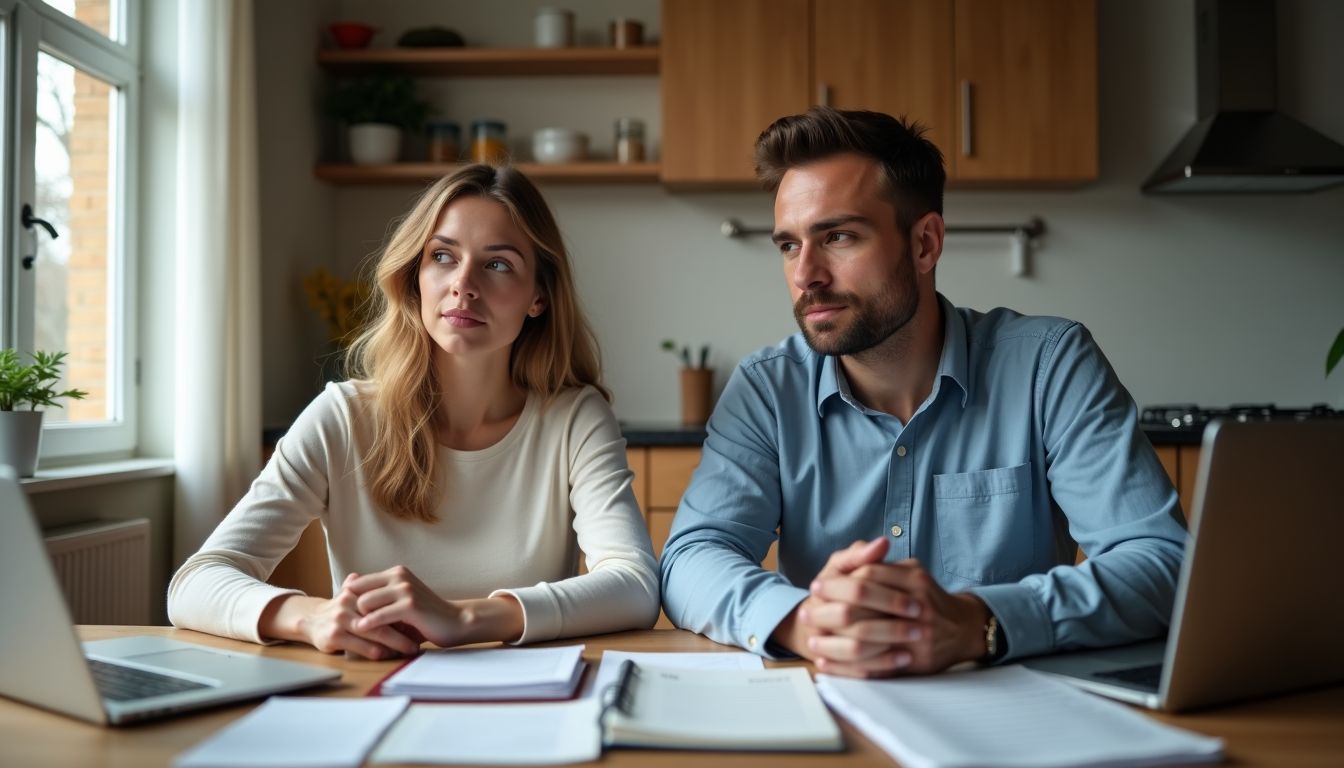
[{"left": 910, "top": 212, "right": 945, "bottom": 276}]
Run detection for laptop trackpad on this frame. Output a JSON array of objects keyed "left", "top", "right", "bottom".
[{"left": 119, "top": 648, "right": 241, "bottom": 682}]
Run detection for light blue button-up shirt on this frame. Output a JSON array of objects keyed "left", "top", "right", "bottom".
[{"left": 660, "top": 294, "right": 1187, "bottom": 662}]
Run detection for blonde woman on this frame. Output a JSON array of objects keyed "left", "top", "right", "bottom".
[{"left": 168, "top": 165, "right": 659, "bottom": 658}]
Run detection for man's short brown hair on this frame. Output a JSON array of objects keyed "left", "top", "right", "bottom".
[{"left": 754, "top": 107, "right": 945, "bottom": 232}]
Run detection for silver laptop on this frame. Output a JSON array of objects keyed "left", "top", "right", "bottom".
[
  {"left": 0, "top": 467, "right": 340, "bottom": 725},
  {"left": 1023, "top": 419, "right": 1344, "bottom": 712}
]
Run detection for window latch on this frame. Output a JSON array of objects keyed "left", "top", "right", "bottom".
[{"left": 20, "top": 204, "right": 58, "bottom": 270}]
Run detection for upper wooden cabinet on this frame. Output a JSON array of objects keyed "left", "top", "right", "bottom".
[
  {"left": 661, "top": 0, "right": 1097, "bottom": 187},
  {"left": 813, "top": 0, "right": 956, "bottom": 166},
  {"left": 953, "top": 0, "right": 1098, "bottom": 183},
  {"left": 660, "top": 0, "right": 811, "bottom": 185}
]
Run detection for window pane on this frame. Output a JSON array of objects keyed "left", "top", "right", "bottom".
[
  {"left": 44, "top": 0, "right": 119, "bottom": 42},
  {"left": 35, "top": 51, "right": 117, "bottom": 424}
]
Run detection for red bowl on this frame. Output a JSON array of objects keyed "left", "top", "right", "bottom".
[{"left": 329, "top": 22, "right": 375, "bottom": 49}]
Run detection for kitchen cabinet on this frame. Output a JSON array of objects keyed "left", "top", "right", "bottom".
[
  {"left": 661, "top": 0, "right": 1097, "bottom": 186},
  {"left": 660, "top": 0, "right": 810, "bottom": 185},
  {"left": 952, "top": 0, "right": 1098, "bottom": 183},
  {"left": 315, "top": 47, "right": 661, "bottom": 185}
]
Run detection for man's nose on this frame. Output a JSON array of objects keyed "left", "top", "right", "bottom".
[{"left": 791, "top": 242, "right": 830, "bottom": 293}]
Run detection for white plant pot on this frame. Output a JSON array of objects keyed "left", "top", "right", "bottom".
[
  {"left": 348, "top": 123, "right": 402, "bottom": 165},
  {"left": 0, "top": 410, "right": 44, "bottom": 478}
]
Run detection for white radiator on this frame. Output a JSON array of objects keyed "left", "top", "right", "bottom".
[{"left": 43, "top": 518, "right": 151, "bottom": 626}]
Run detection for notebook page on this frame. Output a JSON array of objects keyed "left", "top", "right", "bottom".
[
  {"left": 585, "top": 650, "right": 763, "bottom": 700},
  {"left": 175, "top": 696, "right": 409, "bottom": 768},
  {"left": 625, "top": 666, "right": 832, "bottom": 741},
  {"left": 817, "top": 666, "right": 1223, "bottom": 768},
  {"left": 369, "top": 701, "right": 601, "bottom": 765}
]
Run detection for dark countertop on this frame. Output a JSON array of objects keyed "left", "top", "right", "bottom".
[
  {"left": 620, "top": 422, "right": 708, "bottom": 447},
  {"left": 621, "top": 423, "right": 1202, "bottom": 448}
]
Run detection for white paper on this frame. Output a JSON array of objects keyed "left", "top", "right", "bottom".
[
  {"left": 584, "top": 650, "right": 764, "bottom": 700},
  {"left": 381, "top": 644, "right": 585, "bottom": 699},
  {"left": 817, "top": 666, "right": 1224, "bottom": 768},
  {"left": 175, "top": 696, "right": 410, "bottom": 768},
  {"left": 369, "top": 701, "right": 601, "bottom": 765}
]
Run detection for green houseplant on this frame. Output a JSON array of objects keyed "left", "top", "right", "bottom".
[
  {"left": 0, "top": 350, "right": 87, "bottom": 477},
  {"left": 326, "top": 75, "right": 430, "bottom": 164}
]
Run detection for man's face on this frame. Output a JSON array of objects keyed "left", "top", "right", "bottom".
[{"left": 772, "top": 153, "right": 919, "bottom": 357}]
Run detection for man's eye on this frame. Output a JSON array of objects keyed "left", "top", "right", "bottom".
[
  {"left": 778, "top": 242, "right": 799, "bottom": 255},
  {"left": 826, "top": 232, "right": 852, "bottom": 244}
]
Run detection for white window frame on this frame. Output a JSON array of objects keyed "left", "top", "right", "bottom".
[{"left": 2, "top": 0, "right": 140, "bottom": 461}]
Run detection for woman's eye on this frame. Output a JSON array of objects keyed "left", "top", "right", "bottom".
[
  {"left": 485, "top": 259, "right": 512, "bottom": 273},
  {"left": 430, "top": 251, "right": 454, "bottom": 264}
]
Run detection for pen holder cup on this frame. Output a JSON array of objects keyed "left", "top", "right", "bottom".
[{"left": 679, "top": 368, "right": 714, "bottom": 426}]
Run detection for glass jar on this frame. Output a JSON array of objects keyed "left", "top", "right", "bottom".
[
  {"left": 614, "top": 117, "right": 645, "bottom": 164},
  {"left": 426, "top": 121, "right": 461, "bottom": 163},
  {"left": 470, "top": 120, "right": 509, "bottom": 164}
]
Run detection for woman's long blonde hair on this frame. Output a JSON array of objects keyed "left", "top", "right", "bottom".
[{"left": 346, "top": 164, "right": 608, "bottom": 522}]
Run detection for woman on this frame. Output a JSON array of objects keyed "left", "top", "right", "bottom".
[{"left": 168, "top": 165, "right": 659, "bottom": 658}]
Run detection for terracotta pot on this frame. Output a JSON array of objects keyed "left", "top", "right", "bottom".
[{"left": 679, "top": 368, "right": 713, "bottom": 426}]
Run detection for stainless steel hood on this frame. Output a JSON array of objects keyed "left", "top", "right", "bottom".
[{"left": 1143, "top": 0, "right": 1344, "bottom": 193}]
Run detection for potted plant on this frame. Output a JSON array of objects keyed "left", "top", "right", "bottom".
[
  {"left": 0, "top": 350, "right": 87, "bottom": 477},
  {"left": 661, "top": 339, "right": 713, "bottom": 426},
  {"left": 326, "top": 75, "right": 430, "bottom": 164}
]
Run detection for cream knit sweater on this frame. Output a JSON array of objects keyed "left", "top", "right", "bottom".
[{"left": 167, "top": 381, "right": 659, "bottom": 644}]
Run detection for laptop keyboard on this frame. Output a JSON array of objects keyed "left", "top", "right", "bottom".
[
  {"left": 88, "top": 659, "right": 212, "bottom": 701},
  {"left": 1094, "top": 663, "right": 1163, "bottom": 690}
]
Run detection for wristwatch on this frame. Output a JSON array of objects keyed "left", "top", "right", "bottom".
[{"left": 983, "top": 613, "right": 1008, "bottom": 663}]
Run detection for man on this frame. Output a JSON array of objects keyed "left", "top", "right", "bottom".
[{"left": 660, "top": 107, "right": 1186, "bottom": 677}]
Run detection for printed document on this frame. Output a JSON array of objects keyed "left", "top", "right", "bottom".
[
  {"left": 175, "top": 696, "right": 409, "bottom": 768},
  {"left": 817, "top": 666, "right": 1224, "bottom": 768},
  {"left": 369, "top": 701, "right": 601, "bottom": 765}
]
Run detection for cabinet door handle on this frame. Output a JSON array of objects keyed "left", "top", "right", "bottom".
[
  {"left": 960, "top": 80, "right": 973, "bottom": 157},
  {"left": 816, "top": 81, "right": 830, "bottom": 107}
]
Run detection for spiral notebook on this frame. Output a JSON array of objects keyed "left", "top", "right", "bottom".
[{"left": 598, "top": 661, "right": 842, "bottom": 751}]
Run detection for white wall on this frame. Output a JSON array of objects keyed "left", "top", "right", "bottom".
[{"left": 259, "top": 0, "right": 1344, "bottom": 428}]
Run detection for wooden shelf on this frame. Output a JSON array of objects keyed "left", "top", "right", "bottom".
[
  {"left": 317, "top": 46, "right": 659, "bottom": 76},
  {"left": 315, "top": 162, "right": 662, "bottom": 185}
]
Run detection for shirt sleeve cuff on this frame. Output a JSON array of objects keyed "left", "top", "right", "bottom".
[
  {"left": 740, "top": 582, "right": 810, "bottom": 660},
  {"left": 490, "top": 585, "right": 560, "bottom": 645},
  {"left": 965, "top": 582, "right": 1054, "bottom": 662},
  {"left": 248, "top": 586, "right": 305, "bottom": 645}
]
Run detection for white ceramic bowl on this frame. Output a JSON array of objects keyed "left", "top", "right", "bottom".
[{"left": 532, "top": 128, "right": 587, "bottom": 164}]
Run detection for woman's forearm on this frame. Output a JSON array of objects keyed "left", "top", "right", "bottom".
[
  {"left": 456, "top": 595, "right": 525, "bottom": 645},
  {"left": 257, "top": 594, "right": 327, "bottom": 644}
]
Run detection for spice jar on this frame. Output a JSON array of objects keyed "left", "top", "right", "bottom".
[
  {"left": 609, "top": 18, "right": 644, "bottom": 48},
  {"left": 614, "top": 117, "right": 645, "bottom": 164},
  {"left": 470, "top": 120, "right": 508, "bottom": 163},
  {"left": 426, "top": 121, "right": 461, "bottom": 163}
]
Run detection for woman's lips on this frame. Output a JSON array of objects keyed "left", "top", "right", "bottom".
[{"left": 443, "top": 309, "right": 484, "bottom": 327}]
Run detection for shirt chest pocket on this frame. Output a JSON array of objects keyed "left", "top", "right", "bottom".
[{"left": 932, "top": 462, "right": 1034, "bottom": 585}]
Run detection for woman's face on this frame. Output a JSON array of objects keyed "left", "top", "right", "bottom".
[{"left": 418, "top": 196, "right": 544, "bottom": 363}]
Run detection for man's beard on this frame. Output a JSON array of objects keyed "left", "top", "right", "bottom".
[{"left": 792, "top": 250, "right": 919, "bottom": 357}]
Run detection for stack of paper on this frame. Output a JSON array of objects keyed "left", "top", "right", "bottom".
[
  {"left": 370, "top": 701, "right": 601, "bottom": 765},
  {"left": 379, "top": 645, "right": 586, "bottom": 701},
  {"left": 816, "top": 666, "right": 1224, "bottom": 768}
]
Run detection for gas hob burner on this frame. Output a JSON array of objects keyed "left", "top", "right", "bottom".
[{"left": 1140, "top": 403, "right": 1342, "bottom": 431}]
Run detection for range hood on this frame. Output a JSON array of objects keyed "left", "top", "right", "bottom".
[{"left": 1143, "top": 0, "right": 1344, "bottom": 193}]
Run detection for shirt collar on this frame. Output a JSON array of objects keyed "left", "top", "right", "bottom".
[{"left": 814, "top": 292, "right": 970, "bottom": 417}]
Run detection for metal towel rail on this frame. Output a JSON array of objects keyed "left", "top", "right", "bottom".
[{"left": 720, "top": 217, "right": 1046, "bottom": 276}]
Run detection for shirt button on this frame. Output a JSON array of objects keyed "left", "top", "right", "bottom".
[
  {"left": 896, "top": 445, "right": 908, "bottom": 457},
  {"left": 747, "top": 635, "right": 758, "bottom": 649},
  {"left": 890, "top": 525, "right": 903, "bottom": 537}
]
